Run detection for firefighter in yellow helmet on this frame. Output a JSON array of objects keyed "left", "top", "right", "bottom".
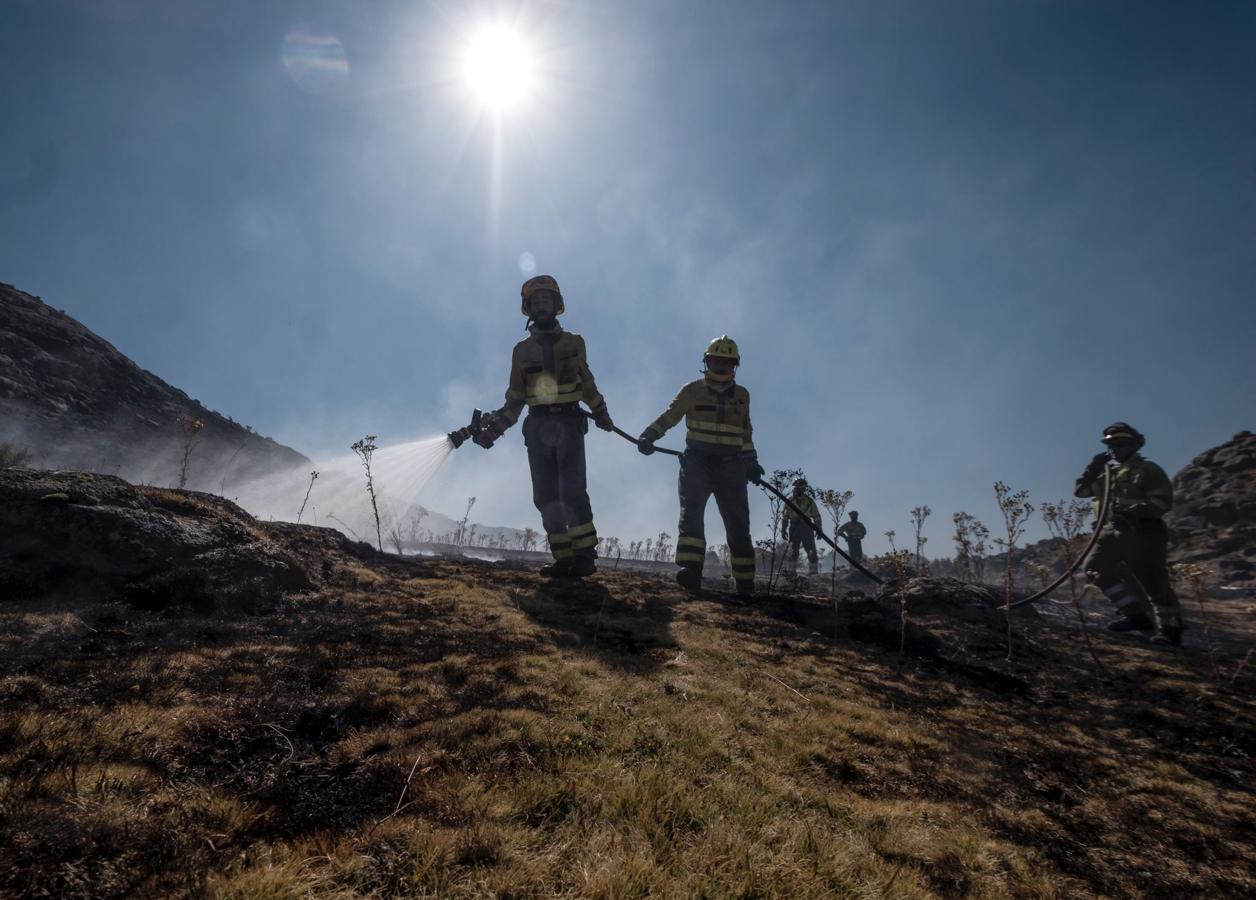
[
  {"left": 638, "top": 336, "right": 763, "bottom": 596},
  {"left": 472, "top": 275, "right": 614, "bottom": 578},
  {"left": 783, "top": 478, "right": 823, "bottom": 575}
]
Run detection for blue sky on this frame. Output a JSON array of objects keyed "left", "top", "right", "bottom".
[{"left": 2, "top": 0, "right": 1254, "bottom": 556}]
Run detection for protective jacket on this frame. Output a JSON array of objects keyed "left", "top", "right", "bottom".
[
  {"left": 642, "top": 378, "right": 754, "bottom": 456},
  {"left": 493, "top": 323, "right": 607, "bottom": 429},
  {"left": 1074, "top": 454, "right": 1173, "bottom": 520},
  {"left": 783, "top": 494, "right": 823, "bottom": 530},
  {"left": 837, "top": 521, "right": 867, "bottom": 540}
]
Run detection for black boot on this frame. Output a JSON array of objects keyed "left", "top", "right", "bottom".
[
  {"left": 1106, "top": 610, "right": 1154, "bottom": 633},
  {"left": 1150, "top": 610, "right": 1185, "bottom": 646},
  {"left": 567, "top": 556, "right": 596, "bottom": 579},
  {"left": 676, "top": 566, "right": 702, "bottom": 594},
  {"left": 540, "top": 558, "right": 573, "bottom": 578}
]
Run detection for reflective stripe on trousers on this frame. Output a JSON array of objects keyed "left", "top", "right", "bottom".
[{"left": 675, "top": 535, "right": 706, "bottom": 565}]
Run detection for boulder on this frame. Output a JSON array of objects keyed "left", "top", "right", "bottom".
[
  {"left": 1167, "top": 430, "right": 1256, "bottom": 595},
  {"left": 0, "top": 468, "right": 314, "bottom": 613}
]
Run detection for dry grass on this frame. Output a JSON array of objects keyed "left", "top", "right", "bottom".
[{"left": 2, "top": 550, "right": 1254, "bottom": 898}]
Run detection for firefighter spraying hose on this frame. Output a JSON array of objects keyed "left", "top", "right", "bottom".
[{"left": 444, "top": 275, "right": 615, "bottom": 579}]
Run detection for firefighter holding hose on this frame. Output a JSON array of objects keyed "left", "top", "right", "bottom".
[
  {"left": 1074, "top": 422, "right": 1184, "bottom": 645},
  {"left": 638, "top": 336, "right": 763, "bottom": 597},
  {"left": 470, "top": 275, "right": 614, "bottom": 578},
  {"left": 783, "top": 478, "right": 824, "bottom": 575}
]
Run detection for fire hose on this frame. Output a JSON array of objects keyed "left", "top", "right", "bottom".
[
  {"left": 448, "top": 407, "right": 1112, "bottom": 605},
  {"left": 598, "top": 420, "right": 886, "bottom": 584},
  {"left": 605, "top": 419, "right": 1114, "bottom": 602},
  {"left": 1004, "top": 465, "right": 1111, "bottom": 609}
]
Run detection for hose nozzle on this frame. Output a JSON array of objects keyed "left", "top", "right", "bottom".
[{"left": 447, "top": 408, "right": 484, "bottom": 449}]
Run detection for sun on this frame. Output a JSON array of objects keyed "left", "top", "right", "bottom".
[{"left": 462, "top": 25, "right": 535, "bottom": 112}]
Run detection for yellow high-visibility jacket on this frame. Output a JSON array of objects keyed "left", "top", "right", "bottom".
[
  {"left": 783, "top": 493, "right": 823, "bottom": 530},
  {"left": 494, "top": 324, "right": 606, "bottom": 428},
  {"left": 644, "top": 378, "right": 754, "bottom": 455}
]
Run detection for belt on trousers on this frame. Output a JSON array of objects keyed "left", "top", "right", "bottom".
[{"left": 528, "top": 403, "right": 582, "bottom": 415}]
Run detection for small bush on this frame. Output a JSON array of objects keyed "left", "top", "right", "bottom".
[{"left": 0, "top": 442, "right": 32, "bottom": 467}]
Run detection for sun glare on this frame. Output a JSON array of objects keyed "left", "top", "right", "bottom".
[{"left": 462, "top": 25, "right": 535, "bottom": 111}]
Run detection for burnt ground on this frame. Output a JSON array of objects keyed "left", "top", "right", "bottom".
[{"left": 1, "top": 470, "right": 1253, "bottom": 897}]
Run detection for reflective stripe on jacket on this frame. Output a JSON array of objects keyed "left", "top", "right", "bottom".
[
  {"left": 494, "top": 323, "right": 606, "bottom": 428},
  {"left": 644, "top": 378, "right": 754, "bottom": 454}
]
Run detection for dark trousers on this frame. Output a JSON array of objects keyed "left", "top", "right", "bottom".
[
  {"left": 844, "top": 538, "right": 864, "bottom": 563},
  {"left": 786, "top": 519, "right": 818, "bottom": 564},
  {"left": 1085, "top": 517, "right": 1180, "bottom": 619},
  {"left": 522, "top": 413, "right": 597, "bottom": 560},
  {"left": 677, "top": 450, "right": 755, "bottom": 589}
]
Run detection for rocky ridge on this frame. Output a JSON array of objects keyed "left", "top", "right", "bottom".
[
  {"left": 0, "top": 282, "right": 308, "bottom": 490},
  {"left": 1167, "top": 429, "right": 1256, "bottom": 592}
]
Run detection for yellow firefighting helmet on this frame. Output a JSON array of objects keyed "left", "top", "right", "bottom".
[
  {"left": 704, "top": 335, "right": 740, "bottom": 364},
  {"left": 1102, "top": 422, "right": 1145, "bottom": 448},
  {"left": 520, "top": 275, "right": 565, "bottom": 316}
]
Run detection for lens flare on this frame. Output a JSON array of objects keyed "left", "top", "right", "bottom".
[
  {"left": 518, "top": 251, "right": 536, "bottom": 274},
  {"left": 281, "top": 27, "right": 349, "bottom": 94}
]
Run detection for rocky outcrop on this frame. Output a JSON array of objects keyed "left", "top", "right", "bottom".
[
  {"left": 0, "top": 468, "right": 352, "bottom": 613},
  {"left": 1167, "top": 430, "right": 1256, "bottom": 593},
  {"left": 0, "top": 282, "right": 308, "bottom": 490}
]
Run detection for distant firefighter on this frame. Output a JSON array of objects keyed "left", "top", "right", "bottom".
[
  {"left": 1074, "top": 422, "right": 1183, "bottom": 645},
  {"left": 639, "top": 336, "right": 762, "bottom": 597},
  {"left": 782, "top": 478, "right": 823, "bottom": 575},
  {"left": 836, "top": 511, "right": 867, "bottom": 564},
  {"left": 470, "top": 275, "right": 615, "bottom": 579}
]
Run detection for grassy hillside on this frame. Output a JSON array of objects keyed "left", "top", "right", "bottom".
[{"left": 2, "top": 529, "right": 1253, "bottom": 898}]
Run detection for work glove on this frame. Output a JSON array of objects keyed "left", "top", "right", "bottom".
[
  {"left": 637, "top": 431, "right": 656, "bottom": 456},
  {"left": 473, "top": 415, "right": 504, "bottom": 450},
  {"left": 1079, "top": 451, "right": 1109, "bottom": 484},
  {"left": 592, "top": 405, "right": 615, "bottom": 432},
  {"left": 742, "top": 453, "right": 765, "bottom": 484}
]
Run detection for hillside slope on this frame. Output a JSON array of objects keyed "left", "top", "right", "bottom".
[
  {"left": 0, "top": 281, "right": 307, "bottom": 489},
  {"left": 1, "top": 467, "right": 1252, "bottom": 898}
]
